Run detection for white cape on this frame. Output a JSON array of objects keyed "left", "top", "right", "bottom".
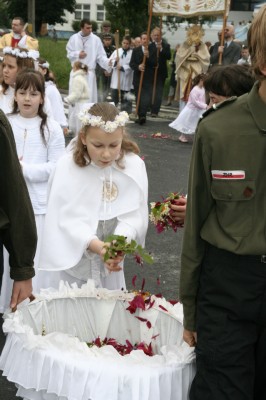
[{"left": 39, "top": 152, "right": 148, "bottom": 273}]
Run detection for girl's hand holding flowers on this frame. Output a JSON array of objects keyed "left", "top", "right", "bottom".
[
  {"left": 88, "top": 238, "right": 123, "bottom": 272},
  {"left": 103, "top": 235, "right": 153, "bottom": 267},
  {"left": 89, "top": 235, "right": 153, "bottom": 273},
  {"left": 101, "top": 242, "right": 123, "bottom": 272}
]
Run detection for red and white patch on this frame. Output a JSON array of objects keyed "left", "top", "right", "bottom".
[{"left": 211, "top": 170, "right": 245, "bottom": 180}]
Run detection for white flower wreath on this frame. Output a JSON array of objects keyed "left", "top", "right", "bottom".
[
  {"left": 78, "top": 110, "right": 129, "bottom": 133},
  {"left": 3, "top": 47, "right": 40, "bottom": 61}
]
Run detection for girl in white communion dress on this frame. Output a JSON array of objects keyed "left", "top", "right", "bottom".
[
  {"left": 38, "top": 102, "right": 148, "bottom": 291},
  {"left": 0, "top": 69, "right": 65, "bottom": 312}
]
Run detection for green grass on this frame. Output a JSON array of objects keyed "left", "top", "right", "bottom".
[{"left": 39, "top": 37, "right": 71, "bottom": 90}]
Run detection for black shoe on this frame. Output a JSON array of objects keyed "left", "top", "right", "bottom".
[
  {"left": 139, "top": 117, "right": 146, "bottom": 125},
  {"left": 151, "top": 113, "right": 158, "bottom": 118}
]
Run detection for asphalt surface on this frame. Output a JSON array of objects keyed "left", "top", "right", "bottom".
[{"left": 0, "top": 108, "right": 193, "bottom": 399}]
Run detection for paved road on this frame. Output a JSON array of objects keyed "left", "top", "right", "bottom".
[{"left": 0, "top": 112, "right": 193, "bottom": 399}]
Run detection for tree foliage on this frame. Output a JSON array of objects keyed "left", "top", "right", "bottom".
[
  {"left": 4, "top": 0, "right": 76, "bottom": 34},
  {"left": 72, "top": 19, "right": 98, "bottom": 33},
  {"left": 0, "top": 2, "right": 10, "bottom": 27},
  {"left": 103, "top": 0, "right": 159, "bottom": 38}
]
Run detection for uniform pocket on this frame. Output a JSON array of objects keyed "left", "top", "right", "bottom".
[{"left": 211, "top": 180, "right": 255, "bottom": 236}]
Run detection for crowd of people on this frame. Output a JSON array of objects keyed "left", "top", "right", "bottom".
[
  {"left": 64, "top": 18, "right": 251, "bottom": 132},
  {"left": 0, "top": 7, "right": 265, "bottom": 400}
]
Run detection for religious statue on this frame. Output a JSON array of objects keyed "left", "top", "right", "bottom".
[{"left": 175, "top": 25, "right": 210, "bottom": 107}]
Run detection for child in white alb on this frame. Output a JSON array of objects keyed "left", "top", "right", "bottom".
[{"left": 109, "top": 35, "right": 134, "bottom": 113}]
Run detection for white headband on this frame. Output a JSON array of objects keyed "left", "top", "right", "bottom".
[{"left": 78, "top": 110, "right": 129, "bottom": 133}]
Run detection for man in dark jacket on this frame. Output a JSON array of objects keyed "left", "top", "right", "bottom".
[
  {"left": 0, "top": 110, "right": 37, "bottom": 310},
  {"left": 129, "top": 32, "right": 157, "bottom": 124},
  {"left": 210, "top": 24, "right": 241, "bottom": 66},
  {"left": 150, "top": 27, "right": 171, "bottom": 117}
]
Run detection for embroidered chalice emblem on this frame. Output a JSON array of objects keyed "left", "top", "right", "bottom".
[{"left": 102, "top": 181, "right": 118, "bottom": 202}]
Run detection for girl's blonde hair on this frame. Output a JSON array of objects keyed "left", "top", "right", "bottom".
[
  {"left": 73, "top": 102, "right": 139, "bottom": 168},
  {"left": 73, "top": 61, "right": 88, "bottom": 74},
  {"left": 248, "top": 5, "right": 266, "bottom": 80}
]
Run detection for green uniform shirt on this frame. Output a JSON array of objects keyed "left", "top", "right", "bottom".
[
  {"left": 180, "top": 82, "right": 266, "bottom": 331},
  {"left": 0, "top": 110, "right": 37, "bottom": 281}
]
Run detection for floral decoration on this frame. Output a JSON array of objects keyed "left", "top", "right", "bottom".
[
  {"left": 151, "top": 132, "right": 171, "bottom": 139},
  {"left": 149, "top": 192, "right": 184, "bottom": 233},
  {"left": 3, "top": 47, "right": 39, "bottom": 60},
  {"left": 78, "top": 110, "right": 129, "bottom": 132},
  {"left": 87, "top": 337, "right": 154, "bottom": 356}
]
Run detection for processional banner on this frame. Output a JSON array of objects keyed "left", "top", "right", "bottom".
[{"left": 151, "top": 0, "right": 231, "bottom": 17}]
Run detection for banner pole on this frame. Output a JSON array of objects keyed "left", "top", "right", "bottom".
[
  {"left": 218, "top": 0, "right": 229, "bottom": 65},
  {"left": 135, "top": 0, "right": 154, "bottom": 116}
]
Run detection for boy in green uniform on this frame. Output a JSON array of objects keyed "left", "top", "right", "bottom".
[
  {"left": 0, "top": 110, "right": 36, "bottom": 310},
  {"left": 180, "top": 6, "right": 266, "bottom": 399}
]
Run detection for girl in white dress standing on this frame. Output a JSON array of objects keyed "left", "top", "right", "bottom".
[
  {"left": 39, "top": 102, "right": 148, "bottom": 291},
  {"left": 169, "top": 73, "right": 207, "bottom": 143},
  {"left": 0, "top": 70, "right": 65, "bottom": 312},
  {"left": 64, "top": 60, "right": 90, "bottom": 136}
]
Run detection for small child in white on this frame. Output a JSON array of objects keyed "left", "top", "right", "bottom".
[
  {"left": 64, "top": 61, "right": 90, "bottom": 136},
  {"left": 169, "top": 73, "right": 207, "bottom": 143}
]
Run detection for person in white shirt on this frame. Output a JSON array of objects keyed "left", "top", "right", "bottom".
[
  {"left": 66, "top": 19, "right": 111, "bottom": 102},
  {"left": 0, "top": 70, "right": 65, "bottom": 312},
  {"left": 237, "top": 45, "right": 251, "bottom": 66}
]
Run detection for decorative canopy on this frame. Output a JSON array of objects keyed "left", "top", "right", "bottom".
[{"left": 150, "top": 0, "right": 231, "bottom": 17}]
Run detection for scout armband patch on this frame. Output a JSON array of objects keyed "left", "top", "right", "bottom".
[{"left": 212, "top": 170, "right": 245, "bottom": 180}]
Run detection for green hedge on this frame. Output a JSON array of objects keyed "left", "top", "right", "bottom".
[{"left": 39, "top": 37, "right": 71, "bottom": 90}]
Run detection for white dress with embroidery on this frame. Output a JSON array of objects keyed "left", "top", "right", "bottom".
[{"left": 38, "top": 152, "right": 148, "bottom": 291}]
